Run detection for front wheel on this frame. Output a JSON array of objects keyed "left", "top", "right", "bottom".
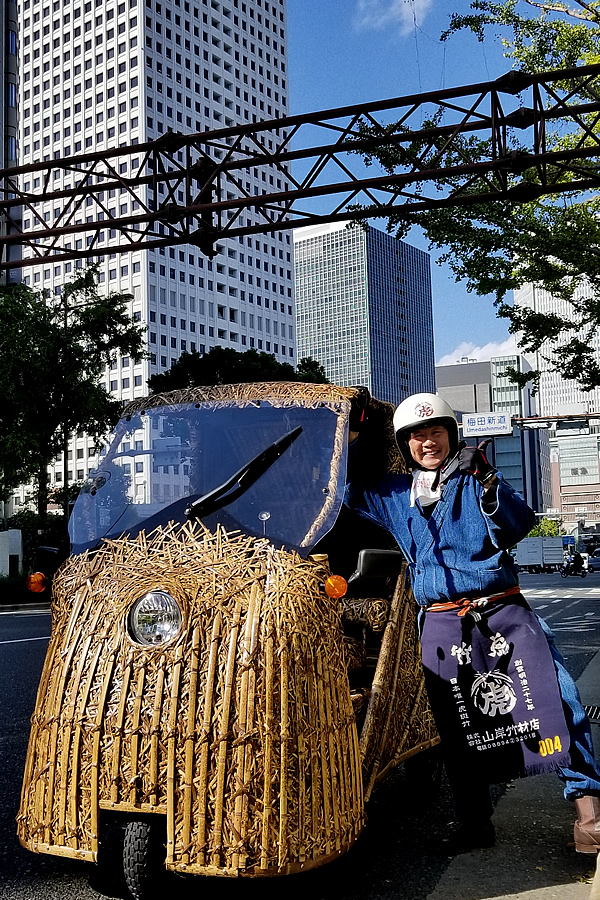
[
  {"left": 561, "top": 568, "right": 568, "bottom": 578},
  {"left": 123, "top": 818, "right": 166, "bottom": 900}
]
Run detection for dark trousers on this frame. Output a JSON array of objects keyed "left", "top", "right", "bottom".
[{"left": 443, "top": 752, "right": 494, "bottom": 825}]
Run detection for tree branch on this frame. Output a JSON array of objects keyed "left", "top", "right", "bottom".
[{"left": 519, "top": 0, "right": 600, "bottom": 22}]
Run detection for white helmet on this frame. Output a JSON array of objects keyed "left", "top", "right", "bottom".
[{"left": 393, "top": 393, "right": 459, "bottom": 466}]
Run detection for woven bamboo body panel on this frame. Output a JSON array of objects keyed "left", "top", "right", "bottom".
[
  {"left": 18, "top": 522, "right": 364, "bottom": 876},
  {"left": 359, "top": 568, "right": 439, "bottom": 801},
  {"left": 123, "top": 381, "right": 357, "bottom": 416}
]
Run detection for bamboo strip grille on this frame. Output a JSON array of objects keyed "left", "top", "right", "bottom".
[{"left": 18, "top": 522, "right": 364, "bottom": 876}]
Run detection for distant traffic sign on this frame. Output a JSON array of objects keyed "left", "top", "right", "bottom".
[{"left": 462, "top": 413, "right": 513, "bottom": 437}]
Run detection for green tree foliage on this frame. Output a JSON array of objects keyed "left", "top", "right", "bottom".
[
  {"left": 527, "top": 516, "right": 562, "bottom": 536},
  {"left": 48, "top": 481, "right": 84, "bottom": 510},
  {"left": 148, "top": 346, "right": 329, "bottom": 392},
  {"left": 357, "top": 0, "right": 600, "bottom": 390},
  {"left": 5, "top": 509, "right": 70, "bottom": 570},
  {"left": 295, "top": 355, "right": 330, "bottom": 383},
  {"left": 0, "top": 269, "right": 146, "bottom": 516}
]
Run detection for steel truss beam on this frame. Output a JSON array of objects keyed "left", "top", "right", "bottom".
[
  {"left": 3, "top": 64, "right": 600, "bottom": 268},
  {"left": 515, "top": 414, "right": 600, "bottom": 430}
]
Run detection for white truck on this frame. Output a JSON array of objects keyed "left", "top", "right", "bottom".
[{"left": 514, "top": 536, "right": 565, "bottom": 573}]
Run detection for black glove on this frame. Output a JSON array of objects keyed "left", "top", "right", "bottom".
[
  {"left": 458, "top": 439, "right": 497, "bottom": 485},
  {"left": 349, "top": 386, "right": 370, "bottom": 433}
]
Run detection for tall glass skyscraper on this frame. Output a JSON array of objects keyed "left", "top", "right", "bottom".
[
  {"left": 17, "top": 0, "right": 294, "bottom": 496},
  {"left": 293, "top": 221, "right": 434, "bottom": 404}
]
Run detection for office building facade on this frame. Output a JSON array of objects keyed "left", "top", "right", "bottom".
[
  {"left": 514, "top": 283, "right": 600, "bottom": 416},
  {"left": 514, "top": 284, "right": 600, "bottom": 529},
  {"left": 551, "top": 432, "right": 600, "bottom": 528},
  {"left": 17, "top": 0, "right": 294, "bottom": 499},
  {"left": 436, "top": 355, "right": 552, "bottom": 513},
  {"left": 294, "top": 221, "right": 434, "bottom": 405},
  {"left": 2, "top": 0, "right": 19, "bottom": 281}
]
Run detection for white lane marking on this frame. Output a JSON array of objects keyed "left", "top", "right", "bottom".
[
  {"left": 0, "top": 609, "right": 50, "bottom": 617},
  {"left": 0, "top": 635, "right": 50, "bottom": 646},
  {"left": 535, "top": 604, "right": 549, "bottom": 610},
  {"left": 552, "top": 627, "right": 594, "bottom": 632},
  {"left": 544, "top": 600, "right": 582, "bottom": 620}
]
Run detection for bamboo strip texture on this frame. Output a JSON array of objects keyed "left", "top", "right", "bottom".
[{"left": 18, "top": 522, "right": 365, "bottom": 876}]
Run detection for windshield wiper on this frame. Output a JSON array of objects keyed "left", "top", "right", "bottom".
[{"left": 184, "top": 425, "right": 303, "bottom": 521}]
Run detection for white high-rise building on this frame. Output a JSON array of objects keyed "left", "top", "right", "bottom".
[
  {"left": 18, "top": 0, "right": 294, "bottom": 495},
  {"left": 514, "top": 283, "right": 600, "bottom": 530},
  {"left": 514, "top": 283, "right": 600, "bottom": 416}
]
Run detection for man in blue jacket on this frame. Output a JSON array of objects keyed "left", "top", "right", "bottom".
[{"left": 347, "top": 392, "right": 600, "bottom": 854}]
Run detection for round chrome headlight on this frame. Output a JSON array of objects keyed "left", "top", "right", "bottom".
[{"left": 127, "top": 590, "right": 183, "bottom": 646}]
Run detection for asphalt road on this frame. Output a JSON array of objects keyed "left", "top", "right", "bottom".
[
  {"left": 1, "top": 573, "right": 600, "bottom": 900},
  {"left": 519, "top": 570, "right": 600, "bottom": 679}
]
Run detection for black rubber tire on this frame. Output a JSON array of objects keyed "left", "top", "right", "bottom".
[
  {"left": 581, "top": 570, "right": 587, "bottom": 578},
  {"left": 123, "top": 818, "right": 165, "bottom": 900},
  {"left": 91, "top": 816, "right": 127, "bottom": 897},
  {"left": 561, "top": 569, "right": 568, "bottom": 578}
]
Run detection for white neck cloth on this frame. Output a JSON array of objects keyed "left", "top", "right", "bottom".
[{"left": 410, "top": 455, "right": 459, "bottom": 508}]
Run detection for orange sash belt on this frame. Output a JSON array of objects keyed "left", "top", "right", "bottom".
[{"left": 427, "top": 584, "right": 522, "bottom": 617}]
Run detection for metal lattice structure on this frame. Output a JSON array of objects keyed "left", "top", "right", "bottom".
[{"left": 3, "top": 64, "right": 600, "bottom": 268}]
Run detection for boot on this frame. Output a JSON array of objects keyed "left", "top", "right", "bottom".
[{"left": 574, "top": 796, "right": 600, "bottom": 853}]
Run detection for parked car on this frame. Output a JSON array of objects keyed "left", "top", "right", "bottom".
[{"left": 584, "top": 549, "right": 600, "bottom": 573}]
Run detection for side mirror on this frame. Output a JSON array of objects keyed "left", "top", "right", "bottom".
[{"left": 347, "top": 548, "right": 404, "bottom": 585}]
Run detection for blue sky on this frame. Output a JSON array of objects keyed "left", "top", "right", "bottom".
[{"left": 287, "top": 0, "right": 518, "bottom": 364}]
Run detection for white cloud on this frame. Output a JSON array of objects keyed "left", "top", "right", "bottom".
[
  {"left": 436, "top": 335, "right": 517, "bottom": 367},
  {"left": 354, "top": 0, "right": 434, "bottom": 34}
]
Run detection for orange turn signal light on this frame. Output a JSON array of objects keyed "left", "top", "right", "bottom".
[
  {"left": 26, "top": 572, "right": 47, "bottom": 594},
  {"left": 324, "top": 574, "right": 347, "bottom": 599}
]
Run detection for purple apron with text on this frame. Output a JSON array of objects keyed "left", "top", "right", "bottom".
[{"left": 420, "top": 594, "right": 571, "bottom": 782}]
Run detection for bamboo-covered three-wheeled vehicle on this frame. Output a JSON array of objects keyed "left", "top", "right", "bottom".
[{"left": 18, "top": 382, "right": 438, "bottom": 897}]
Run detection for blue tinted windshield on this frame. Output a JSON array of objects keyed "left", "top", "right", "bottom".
[{"left": 69, "top": 400, "right": 347, "bottom": 556}]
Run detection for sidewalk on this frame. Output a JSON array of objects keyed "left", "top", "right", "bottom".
[{"left": 426, "top": 651, "right": 600, "bottom": 900}]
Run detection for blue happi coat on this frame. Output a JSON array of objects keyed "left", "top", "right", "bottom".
[
  {"left": 347, "top": 467, "right": 600, "bottom": 795},
  {"left": 345, "top": 469, "right": 536, "bottom": 607}
]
